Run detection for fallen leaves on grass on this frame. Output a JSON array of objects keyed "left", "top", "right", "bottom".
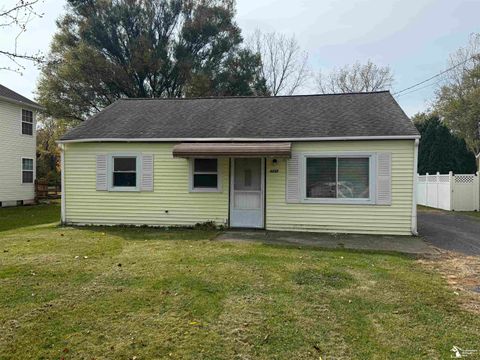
[{"left": 418, "top": 251, "right": 480, "bottom": 313}]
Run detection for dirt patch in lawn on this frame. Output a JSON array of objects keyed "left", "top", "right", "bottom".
[{"left": 418, "top": 251, "right": 480, "bottom": 314}]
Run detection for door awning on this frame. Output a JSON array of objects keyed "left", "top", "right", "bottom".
[{"left": 172, "top": 142, "right": 291, "bottom": 158}]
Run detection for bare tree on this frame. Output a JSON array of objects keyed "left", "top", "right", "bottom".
[
  {"left": 316, "top": 60, "right": 394, "bottom": 93},
  {"left": 439, "top": 33, "right": 480, "bottom": 93},
  {"left": 434, "top": 33, "right": 480, "bottom": 154},
  {"left": 0, "top": 0, "right": 44, "bottom": 72},
  {"left": 248, "top": 30, "right": 309, "bottom": 96}
]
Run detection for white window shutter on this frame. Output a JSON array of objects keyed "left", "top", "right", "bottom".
[
  {"left": 141, "top": 154, "right": 154, "bottom": 191},
  {"left": 96, "top": 154, "right": 108, "bottom": 191},
  {"left": 286, "top": 153, "right": 301, "bottom": 203},
  {"left": 376, "top": 153, "right": 392, "bottom": 205}
]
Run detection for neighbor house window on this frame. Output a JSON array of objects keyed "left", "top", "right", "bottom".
[
  {"left": 112, "top": 156, "right": 137, "bottom": 188},
  {"left": 191, "top": 158, "right": 220, "bottom": 191},
  {"left": 22, "top": 158, "right": 34, "bottom": 183},
  {"left": 22, "top": 109, "right": 33, "bottom": 135},
  {"left": 305, "top": 156, "right": 371, "bottom": 201}
]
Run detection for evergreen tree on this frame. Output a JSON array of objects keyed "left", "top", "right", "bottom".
[{"left": 413, "top": 113, "right": 477, "bottom": 174}]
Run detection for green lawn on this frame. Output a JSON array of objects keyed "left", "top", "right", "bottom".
[
  {"left": 1, "top": 205, "right": 479, "bottom": 359},
  {"left": 0, "top": 201, "right": 60, "bottom": 232}
]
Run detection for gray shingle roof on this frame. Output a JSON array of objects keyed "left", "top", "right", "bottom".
[
  {"left": 0, "top": 84, "right": 42, "bottom": 109},
  {"left": 61, "top": 91, "right": 419, "bottom": 141}
]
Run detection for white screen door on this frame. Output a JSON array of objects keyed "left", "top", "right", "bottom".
[{"left": 230, "top": 158, "right": 264, "bottom": 228}]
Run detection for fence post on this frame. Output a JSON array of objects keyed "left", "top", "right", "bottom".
[
  {"left": 449, "top": 171, "right": 453, "bottom": 211},
  {"left": 425, "top": 172, "right": 429, "bottom": 207},
  {"left": 436, "top": 172, "right": 440, "bottom": 208},
  {"left": 476, "top": 172, "right": 480, "bottom": 211},
  {"left": 34, "top": 179, "right": 38, "bottom": 203}
]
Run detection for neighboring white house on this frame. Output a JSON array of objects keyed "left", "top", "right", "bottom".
[{"left": 0, "top": 84, "right": 43, "bottom": 207}]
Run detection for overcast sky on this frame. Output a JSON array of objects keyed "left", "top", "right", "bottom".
[{"left": 0, "top": 0, "right": 479, "bottom": 116}]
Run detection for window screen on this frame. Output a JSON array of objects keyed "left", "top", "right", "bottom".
[
  {"left": 22, "top": 158, "right": 34, "bottom": 183},
  {"left": 193, "top": 159, "right": 218, "bottom": 189},
  {"left": 113, "top": 157, "right": 137, "bottom": 187},
  {"left": 306, "top": 156, "right": 370, "bottom": 199}
]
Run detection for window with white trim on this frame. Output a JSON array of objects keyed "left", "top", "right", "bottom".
[
  {"left": 304, "top": 155, "right": 373, "bottom": 202},
  {"left": 22, "top": 158, "right": 34, "bottom": 183},
  {"left": 111, "top": 156, "right": 138, "bottom": 189},
  {"left": 191, "top": 158, "right": 220, "bottom": 191},
  {"left": 22, "top": 109, "right": 33, "bottom": 135}
]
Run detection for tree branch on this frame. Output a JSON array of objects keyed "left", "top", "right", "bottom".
[
  {"left": 248, "top": 30, "right": 310, "bottom": 96},
  {"left": 1, "top": 0, "right": 44, "bottom": 72}
]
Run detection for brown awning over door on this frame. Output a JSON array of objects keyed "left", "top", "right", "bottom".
[{"left": 172, "top": 142, "right": 292, "bottom": 158}]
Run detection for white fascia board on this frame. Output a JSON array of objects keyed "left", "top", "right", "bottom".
[{"left": 57, "top": 135, "right": 420, "bottom": 144}]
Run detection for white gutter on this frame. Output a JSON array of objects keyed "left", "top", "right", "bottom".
[
  {"left": 411, "top": 138, "right": 419, "bottom": 235},
  {"left": 60, "top": 144, "right": 66, "bottom": 224},
  {"left": 57, "top": 135, "right": 420, "bottom": 144}
]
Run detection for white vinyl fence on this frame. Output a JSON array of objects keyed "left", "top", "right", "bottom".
[{"left": 417, "top": 172, "right": 479, "bottom": 211}]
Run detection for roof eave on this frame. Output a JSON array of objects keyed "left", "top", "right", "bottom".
[
  {"left": 57, "top": 135, "right": 421, "bottom": 144},
  {"left": 0, "top": 95, "right": 44, "bottom": 111}
]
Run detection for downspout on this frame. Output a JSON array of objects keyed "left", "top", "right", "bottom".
[
  {"left": 60, "top": 144, "right": 66, "bottom": 224},
  {"left": 411, "top": 139, "right": 419, "bottom": 235}
]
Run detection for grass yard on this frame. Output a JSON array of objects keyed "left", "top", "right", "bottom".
[
  {"left": 1, "top": 204, "right": 479, "bottom": 359},
  {"left": 0, "top": 201, "right": 60, "bottom": 232}
]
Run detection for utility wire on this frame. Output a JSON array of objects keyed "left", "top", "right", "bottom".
[
  {"left": 395, "top": 80, "right": 441, "bottom": 98},
  {"left": 392, "top": 55, "right": 477, "bottom": 96}
]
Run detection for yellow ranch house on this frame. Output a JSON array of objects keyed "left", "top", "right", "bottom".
[{"left": 59, "top": 92, "right": 420, "bottom": 235}]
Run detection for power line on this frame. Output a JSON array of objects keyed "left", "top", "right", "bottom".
[
  {"left": 392, "top": 55, "right": 477, "bottom": 96},
  {"left": 395, "top": 80, "right": 441, "bottom": 98}
]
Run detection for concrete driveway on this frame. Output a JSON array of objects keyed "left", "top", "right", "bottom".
[
  {"left": 217, "top": 230, "right": 436, "bottom": 255},
  {"left": 418, "top": 209, "right": 480, "bottom": 256}
]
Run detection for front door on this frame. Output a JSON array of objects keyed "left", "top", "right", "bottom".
[{"left": 230, "top": 158, "right": 264, "bottom": 228}]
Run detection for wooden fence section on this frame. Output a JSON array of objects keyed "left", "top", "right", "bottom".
[
  {"left": 35, "top": 180, "right": 61, "bottom": 201},
  {"left": 417, "top": 172, "right": 479, "bottom": 211}
]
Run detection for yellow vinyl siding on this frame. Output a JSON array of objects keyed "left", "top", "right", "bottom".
[
  {"left": 265, "top": 140, "right": 415, "bottom": 235},
  {"left": 64, "top": 140, "right": 415, "bottom": 235},
  {"left": 64, "top": 143, "right": 229, "bottom": 226}
]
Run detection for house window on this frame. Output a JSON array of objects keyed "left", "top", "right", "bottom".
[
  {"left": 22, "top": 109, "right": 33, "bottom": 135},
  {"left": 305, "top": 156, "right": 371, "bottom": 201},
  {"left": 112, "top": 156, "right": 137, "bottom": 188},
  {"left": 22, "top": 158, "right": 34, "bottom": 183},
  {"left": 191, "top": 158, "right": 220, "bottom": 191}
]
